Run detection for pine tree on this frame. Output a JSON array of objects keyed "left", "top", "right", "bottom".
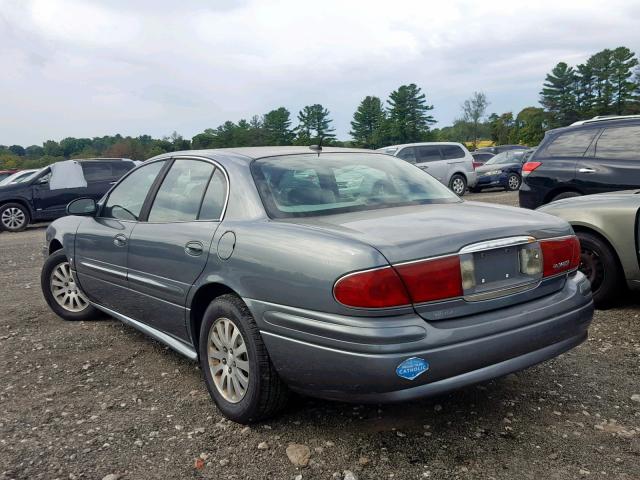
[
  {"left": 262, "top": 107, "right": 294, "bottom": 145},
  {"left": 350, "top": 96, "right": 387, "bottom": 149},
  {"left": 575, "top": 63, "right": 596, "bottom": 118},
  {"left": 296, "top": 104, "right": 336, "bottom": 144},
  {"left": 539, "top": 62, "right": 578, "bottom": 127},
  {"left": 387, "top": 84, "right": 436, "bottom": 143},
  {"left": 610, "top": 47, "right": 640, "bottom": 114}
]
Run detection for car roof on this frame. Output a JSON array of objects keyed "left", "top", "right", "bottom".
[
  {"left": 154, "top": 146, "right": 377, "bottom": 162},
  {"left": 377, "top": 142, "right": 465, "bottom": 151},
  {"left": 549, "top": 116, "right": 640, "bottom": 135},
  {"left": 570, "top": 114, "right": 640, "bottom": 126}
]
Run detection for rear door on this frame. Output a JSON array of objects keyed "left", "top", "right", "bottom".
[
  {"left": 80, "top": 161, "right": 118, "bottom": 202},
  {"left": 415, "top": 145, "right": 447, "bottom": 183},
  {"left": 126, "top": 157, "right": 228, "bottom": 341},
  {"left": 576, "top": 124, "right": 640, "bottom": 194},
  {"left": 74, "top": 160, "right": 168, "bottom": 312}
]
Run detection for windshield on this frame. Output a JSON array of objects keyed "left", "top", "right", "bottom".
[
  {"left": 485, "top": 151, "right": 524, "bottom": 165},
  {"left": 0, "top": 170, "right": 38, "bottom": 186},
  {"left": 251, "top": 153, "right": 460, "bottom": 218}
]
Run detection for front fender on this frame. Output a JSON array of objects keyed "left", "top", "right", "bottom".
[{"left": 44, "top": 216, "right": 85, "bottom": 263}]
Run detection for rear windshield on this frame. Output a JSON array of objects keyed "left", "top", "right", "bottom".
[{"left": 251, "top": 153, "right": 460, "bottom": 218}]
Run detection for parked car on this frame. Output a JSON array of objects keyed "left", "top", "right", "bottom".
[
  {"left": 538, "top": 190, "right": 640, "bottom": 307},
  {"left": 471, "top": 150, "right": 527, "bottom": 192},
  {"left": 471, "top": 151, "right": 495, "bottom": 168},
  {"left": 0, "top": 169, "right": 18, "bottom": 182},
  {"left": 0, "top": 158, "right": 135, "bottom": 232},
  {"left": 41, "top": 146, "right": 593, "bottom": 423},
  {"left": 475, "top": 145, "right": 528, "bottom": 155},
  {"left": 0, "top": 169, "right": 39, "bottom": 187},
  {"left": 377, "top": 142, "right": 477, "bottom": 196},
  {"left": 519, "top": 116, "right": 640, "bottom": 209}
]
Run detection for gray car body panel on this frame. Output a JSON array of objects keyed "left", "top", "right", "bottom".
[
  {"left": 538, "top": 190, "right": 640, "bottom": 288},
  {"left": 44, "top": 146, "right": 594, "bottom": 403}
]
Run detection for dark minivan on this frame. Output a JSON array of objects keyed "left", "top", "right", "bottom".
[
  {"left": 519, "top": 116, "right": 640, "bottom": 209},
  {"left": 0, "top": 158, "right": 136, "bottom": 232}
]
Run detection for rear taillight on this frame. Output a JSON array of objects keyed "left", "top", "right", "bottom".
[
  {"left": 472, "top": 161, "right": 482, "bottom": 169},
  {"left": 540, "top": 236, "right": 580, "bottom": 277},
  {"left": 522, "top": 161, "right": 542, "bottom": 176},
  {"left": 395, "top": 256, "right": 463, "bottom": 303},
  {"left": 333, "top": 266, "right": 410, "bottom": 308}
]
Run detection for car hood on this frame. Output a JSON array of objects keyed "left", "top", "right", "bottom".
[
  {"left": 475, "top": 163, "right": 518, "bottom": 173},
  {"left": 0, "top": 183, "right": 28, "bottom": 194},
  {"left": 285, "top": 202, "right": 571, "bottom": 263}
]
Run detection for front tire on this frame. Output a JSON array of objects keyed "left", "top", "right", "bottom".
[
  {"left": 199, "top": 294, "right": 289, "bottom": 423},
  {"left": 577, "top": 231, "right": 623, "bottom": 308},
  {"left": 0, "top": 202, "right": 30, "bottom": 232},
  {"left": 449, "top": 174, "right": 467, "bottom": 196},
  {"left": 41, "top": 250, "right": 100, "bottom": 321}
]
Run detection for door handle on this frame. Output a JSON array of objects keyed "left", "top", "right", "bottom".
[
  {"left": 113, "top": 234, "right": 127, "bottom": 247},
  {"left": 578, "top": 167, "right": 596, "bottom": 173},
  {"left": 109, "top": 181, "right": 117, "bottom": 185},
  {"left": 185, "top": 241, "right": 204, "bottom": 256}
]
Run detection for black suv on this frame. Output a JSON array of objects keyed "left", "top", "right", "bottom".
[
  {"left": 519, "top": 116, "right": 640, "bottom": 209},
  {"left": 0, "top": 158, "right": 136, "bottom": 232}
]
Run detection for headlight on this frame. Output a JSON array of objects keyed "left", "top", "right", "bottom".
[{"left": 484, "top": 169, "right": 503, "bottom": 176}]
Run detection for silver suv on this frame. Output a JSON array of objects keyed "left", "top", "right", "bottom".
[{"left": 378, "top": 142, "right": 477, "bottom": 196}]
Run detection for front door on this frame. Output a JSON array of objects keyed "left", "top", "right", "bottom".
[
  {"left": 126, "top": 158, "right": 228, "bottom": 341},
  {"left": 74, "top": 160, "right": 168, "bottom": 311},
  {"left": 32, "top": 168, "right": 87, "bottom": 220},
  {"left": 576, "top": 124, "right": 640, "bottom": 194}
]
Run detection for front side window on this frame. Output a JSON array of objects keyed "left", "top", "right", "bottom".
[
  {"left": 595, "top": 126, "right": 640, "bottom": 160},
  {"left": 543, "top": 129, "right": 598, "bottom": 157},
  {"left": 102, "top": 161, "right": 166, "bottom": 221},
  {"left": 440, "top": 145, "right": 465, "bottom": 160},
  {"left": 416, "top": 146, "right": 442, "bottom": 163},
  {"left": 397, "top": 147, "right": 416, "bottom": 163},
  {"left": 148, "top": 160, "right": 214, "bottom": 222},
  {"left": 251, "top": 153, "right": 460, "bottom": 218}
]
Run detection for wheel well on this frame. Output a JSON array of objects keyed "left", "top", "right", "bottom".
[
  {"left": 450, "top": 172, "right": 467, "bottom": 184},
  {"left": 189, "top": 282, "right": 238, "bottom": 351},
  {"left": 49, "top": 239, "right": 63, "bottom": 255},
  {"left": 571, "top": 225, "right": 625, "bottom": 275},
  {"left": 543, "top": 187, "right": 582, "bottom": 204},
  {"left": 0, "top": 199, "right": 33, "bottom": 217}
]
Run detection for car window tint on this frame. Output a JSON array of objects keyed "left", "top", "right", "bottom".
[
  {"left": 148, "top": 160, "right": 214, "bottom": 222},
  {"left": 81, "top": 162, "right": 112, "bottom": 182},
  {"left": 112, "top": 162, "right": 135, "bottom": 179},
  {"left": 397, "top": 147, "right": 416, "bottom": 163},
  {"left": 416, "top": 146, "right": 442, "bottom": 162},
  {"left": 198, "top": 169, "right": 227, "bottom": 220},
  {"left": 103, "top": 161, "right": 165, "bottom": 221},
  {"left": 595, "top": 126, "right": 640, "bottom": 160},
  {"left": 544, "top": 130, "right": 598, "bottom": 157},
  {"left": 440, "top": 145, "right": 465, "bottom": 160}
]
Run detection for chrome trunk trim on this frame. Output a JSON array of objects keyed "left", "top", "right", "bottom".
[{"left": 459, "top": 236, "right": 535, "bottom": 254}]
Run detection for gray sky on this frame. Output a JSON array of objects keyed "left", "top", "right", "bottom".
[{"left": 1, "top": 0, "right": 639, "bottom": 146}]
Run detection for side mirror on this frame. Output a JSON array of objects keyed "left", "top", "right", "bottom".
[{"left": 67, "top": 197, "right": 97, "bottom": 216}]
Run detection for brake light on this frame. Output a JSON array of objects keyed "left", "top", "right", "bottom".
[
  {"left": 540, "top": 236, "right": 580, "bottom": 277},
  {"left": 472, "top": 161, "right": 482, "bottom": 169},
  {"left": 395, "top": 255, "right": 463, "bottom": 304},
  {"left": 333, "top": 266, "right": 410, "bottom": 308},
  {"left": 522, "top": 161, "right": 542, "bottom": 176}
]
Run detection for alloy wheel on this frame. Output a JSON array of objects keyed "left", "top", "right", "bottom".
[
  {"left": 508, "top": 175, "right": 520, "bottom": 190},
  {"left": 1, "top": 207, "right": 26, "bottom": 230},
  {"left": 207, "top": 317, "right": 250, "bottom": 403},
  {"left": 50, "top": 262, "right": 90, "bottom": 312},
  {"left": 451, "top": 177, "right": 465, "bottom": 195}
]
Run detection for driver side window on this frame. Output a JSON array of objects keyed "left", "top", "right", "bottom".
[{"left": 102, "top": 161, "right": 166, "bottom": 221}]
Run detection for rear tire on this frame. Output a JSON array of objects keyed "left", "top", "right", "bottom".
[
  {"left": 506, "top": 173, "right": 521, "bottom": 191},
  {"left": 199, "top": 294, "right": 289, "bottom": 423},
  {"left": 0, "top": 202, "right": 30, "bottom": 232},
  {"left": 449, "top": 174, "right": 467, "bottom": 196},
  {"left": 577, "top": 231, "right": 623, "bottom": 308},
  {"left": 41, "top": 250, "right": 101, "bottom": 321},
  {"left": 551, "top": 191, "right": 581, "bottom": 202}
]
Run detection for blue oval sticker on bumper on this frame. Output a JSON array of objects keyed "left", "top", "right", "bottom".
[{"left": 396, "top": 357, "right": 429, "bottom": 380}]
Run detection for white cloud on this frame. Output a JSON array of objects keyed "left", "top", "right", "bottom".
[{"left": 0, "top": 0, "right": 639, "bottom": 145}]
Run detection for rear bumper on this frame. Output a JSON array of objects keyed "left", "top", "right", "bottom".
[
  {"left": 519, "top": 181, "right": 546, "bottom": 209},
  {"left": 466, "top": 171, "right": 478, "bottom": 188},
  {"left": 248, "top": 272, "right": 593, "bottom": 403}
]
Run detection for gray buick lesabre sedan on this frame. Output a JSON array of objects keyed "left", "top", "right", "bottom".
[{"left": 40, "top": 146, "right": 594, "bottom": 423}]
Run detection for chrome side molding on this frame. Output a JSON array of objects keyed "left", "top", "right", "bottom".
[{"left": 92, "top": 303, "right": 197, "bottom": 361}]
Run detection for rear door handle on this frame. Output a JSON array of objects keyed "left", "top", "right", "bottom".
[
  {"left": 113, "top": 234, "right": 127, "bottom": 247},
  {"left": 578, "top": 167, "right": 596, "bottom": 173},
  {"left": 185, "top": 241, "right": 203, "bottom": 256}
]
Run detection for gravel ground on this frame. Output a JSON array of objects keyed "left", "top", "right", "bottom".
[{"left": 1, "top": 191, "right": 639, "bottom": 480}]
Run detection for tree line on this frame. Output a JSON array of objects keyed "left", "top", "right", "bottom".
[{"left": 1, "top": 45, "right": 638, "bottom": 170}]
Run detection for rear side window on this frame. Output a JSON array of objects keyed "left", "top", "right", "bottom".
[
  {"left": 198, "top": 169, "right": 227, "bottom": 220},
  {"left": 595, "top": 126, "right": 640, "bottom": 160},
  {"left": 440, "top": 145, "right": 465, "bottom": 160},
  {"left": 416, "top": 146, "right": 442, "bottom": 162},
  {"left": 543, "top": 130, "right": 598, "bottom": 157},
  {"left": 112, "top": 162, "right": 135, "bottom": 179},
  {"left": 81, "top": 162, "right": 112, "bottom": 182},
  {"left": 148, "top": 159, "right": 214, "bottom": 222}
]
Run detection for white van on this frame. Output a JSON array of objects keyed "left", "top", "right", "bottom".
[{"left": 378, "top": 142, "right": 477, "bottom": 196}]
